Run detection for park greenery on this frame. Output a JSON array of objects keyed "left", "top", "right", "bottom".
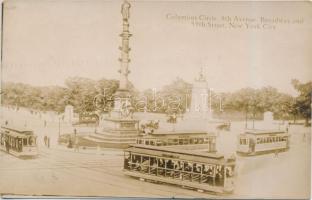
[{"left": 1, "top": 77, "right": 311, "bottom": 126}]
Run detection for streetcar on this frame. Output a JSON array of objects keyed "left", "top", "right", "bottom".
[
  {"left": 136, "top": 131, "right": 217, "bottom": 152},
  {"left": 0, "top": 125, "right": 38, "bottom": 158},
  {"left": 237, "top": 129, "right": 290, "bottom": 156},
  {"left": 123, "top": 145, "right": 236, "bottom": 194}
]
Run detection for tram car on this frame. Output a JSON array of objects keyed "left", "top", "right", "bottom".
[
  {"left": 136, "top": 131, "right": 217, "bottom": 152},
  {"left": 123, "top": 145, "right": 236, "bottom": 194},
  {"left": 237, "top": 129, "right": 290, "bottom": 156},
  {"left": 0, "top": 125, "right": 38, "bottom": 158}
]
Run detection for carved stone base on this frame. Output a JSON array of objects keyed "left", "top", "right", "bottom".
[{"left": 82, "top": 117, "right": 140, "bottom": 149}]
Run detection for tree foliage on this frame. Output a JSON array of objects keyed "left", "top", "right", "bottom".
[
  {"left": 2, "top": 77, "right": 311, "bottom": 125},
  {"left": 291, "top": 79, "right": 312, "bottom": 125}
]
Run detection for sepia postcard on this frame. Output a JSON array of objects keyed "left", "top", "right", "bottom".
[{"left": 0, "top": 0, "right": 311, "bottom": 199}]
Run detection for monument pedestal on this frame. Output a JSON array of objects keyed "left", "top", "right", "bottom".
[
  {"left": 83, "top": 90, "right": 140, "bottom": 148},
  {"left": 82, "top": 117, "right": 140, "bottom": 148}
]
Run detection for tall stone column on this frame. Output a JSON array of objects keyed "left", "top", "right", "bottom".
[{"left": 111, "top": 0, "right": 133, "bottom": 118}]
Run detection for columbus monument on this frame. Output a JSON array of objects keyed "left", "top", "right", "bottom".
[{"left": 83, "top": 0, "right": 140, "bottom": 148}]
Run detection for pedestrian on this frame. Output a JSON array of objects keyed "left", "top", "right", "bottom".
[
  {"left": 47, "top": 137, "right": 50, "bottom": 148},
  {"left": 44, "top": 135, "right": 47, "bottom": 146}
]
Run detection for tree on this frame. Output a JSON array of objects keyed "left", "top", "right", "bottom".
[
  {"left": 141, "top": 77, "right": 192, "bottom": 114},
  {"left": 224, "top": 88, "right": 260, "bottom": 128},
  {"left": 291, "top": 79, "right": 312, "bottom": 126}
]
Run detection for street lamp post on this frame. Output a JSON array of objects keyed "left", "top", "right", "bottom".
[{"left": 58, "top": 117, "right": 61, "bottom": 137}]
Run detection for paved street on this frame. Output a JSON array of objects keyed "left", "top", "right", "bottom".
[{"left": 0, "top": 107, "right": 310, "bottom": 198}]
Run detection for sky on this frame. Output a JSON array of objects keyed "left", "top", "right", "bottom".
[{"left": 1, "top": 0, "right": 312, "bottom": 95}]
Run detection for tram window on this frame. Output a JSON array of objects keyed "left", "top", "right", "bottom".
[
  {"left": 132, "top": 154, "right": 141, "bottom": 163},
  {"left": 226, "top": 165, "right": 235, "bottom": 178},
  {"left": 23, "top": 138, "right": 27, "bottom": 145},
  {"left": 18, "top": 139, "right": 22, "bottom": 152},
  {"left": 184, "top": 162, "right": 193, "bottom": 172},
  {"left": 158, "top": 158, "right": 165, "bottom": 168},
  {"left": 172, "top": 160, "right": 179, "bottom": 170},
  {"left": 142, "top": 156, "right": 149, "bottom": 163},
  {"left": 193, "top": 163, "right": 202, "bottom": 173},
  {"left": 29, "top": 137, "right": 34, "bottom": 146},
  {"left": 178, "top": 139, "right": 183, "bottom": 145},
  {"left": 183, "top": 139, "right": 188, "bottom": 144},
  {"left": 150, "top": 157, "right": 157, "bottom": 174},
  {"left": 194, "top": 138, "right": 198, "bottom": 144},
  {"left": 150, "top": 157, "right": 157, "bottom": 166},
  {"left": 131, "top": 154, "right": 142, "bottom": 170},
  {"left": 141, "top": 156, "right": 150, "bottom": 172},
  {"left": 190, "top": 139, "right": 194, "bottom": 144},
  {"left": 257, "top": 138, "right": 261, "bottom": 144},
  {"left": 166, "top": 159, "right": 174, "bottom": 169},
  {"left": 240, "top": 138, "right": 247, "bottom": 145}
]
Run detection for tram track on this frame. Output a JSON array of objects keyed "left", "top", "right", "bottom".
[
  {"left": 38, "top": 150, "right": 197, "bottom": 197},
  {"left": 17, "top": 148, "right": 213, "bottom": 198}
]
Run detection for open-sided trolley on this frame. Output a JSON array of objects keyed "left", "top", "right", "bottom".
[{"left": 123, "top": 144, "right": 236, "bottom": 194}]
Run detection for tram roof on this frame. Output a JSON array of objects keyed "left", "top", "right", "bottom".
[
  {"left": 1, "top": 125, "right": 34, "bottom": 134},
  {"left": 152, "top": 131, "right": 211, "bottom": 135},
  {"left": 142, "top": 131, "right": 215, "bottom": 138},
  {"left": 244, "top": 129, "right": 286, "bottom": 135},
  {"left": 127, "top": 144, "right": 234, "bottom": 164}
]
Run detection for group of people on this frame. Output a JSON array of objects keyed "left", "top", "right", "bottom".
[
  {"left": 124, "top": 154, "right": 233, "bottom": 186},
  {"left": 140, "top": 120, "right": 160, "bottom": 135}
]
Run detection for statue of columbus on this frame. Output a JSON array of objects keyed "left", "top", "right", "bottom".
[{"left": 121, "top": 0, "right": 131, "bottom": 21}]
